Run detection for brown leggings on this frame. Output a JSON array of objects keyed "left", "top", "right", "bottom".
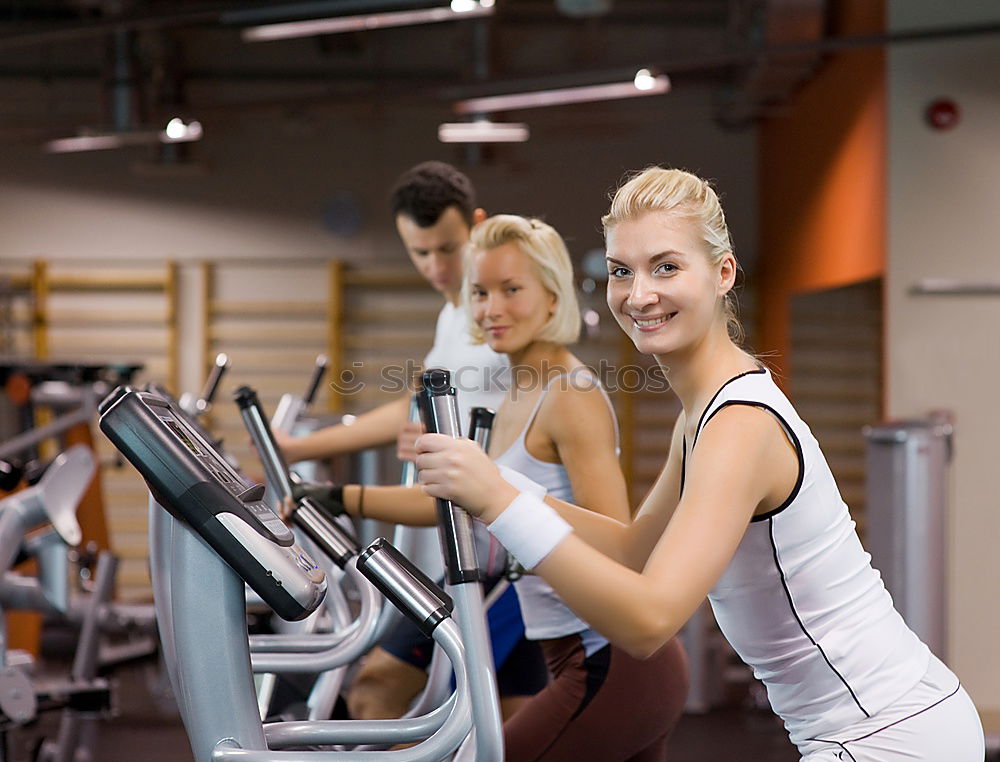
[{"left": 503, "top": 634, "right": 689, "bottom": 762}]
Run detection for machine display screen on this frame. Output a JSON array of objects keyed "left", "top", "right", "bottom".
[{"left": 164, "top": 417, "right": 203, "bottom": 457}]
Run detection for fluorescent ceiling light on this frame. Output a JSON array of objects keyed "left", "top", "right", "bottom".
[
  {"left": 454, "top": 71, "right": 670, "bottom": 115},
  {"left": 452, "top": 0, "right": 493, "bottom": 9},
  {"left": 45, "top": 134, "right": 134, "bottom": 153},
  {"left": 633, "top": 68, "right": 658, "bottom": 91},
  {"left": 162, "top": 118, "right": 203, "bottom": 143},
  {"left": 438, "top": 121, "right": 529, "bottom": 143},
  {"left": 44, "top": 118, "right": 203, "bottom": 154},
  {"left": 243, "top": 2, "right": 494, "bottom": 42}
]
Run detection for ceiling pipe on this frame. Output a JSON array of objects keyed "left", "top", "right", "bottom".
[
  {"left": 555, "top": 0, "right": 613, "bottom": 17},
  {"left": 108, "top": 26, "right": 140, "bottom": 132},
  {"left": 460, "top": 5, "right": 493, "bottom": 162},
  {"left": 222, "top": 0, "right": 452, "bottom": 25},
  {"left": 0, "top": 1, "right": 468, "bottom": 51},
  {"left": 0, "top": 5, "right": 995, "bottom": 55}
]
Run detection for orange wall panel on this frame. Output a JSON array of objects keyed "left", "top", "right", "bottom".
[{"left": 756, "top": 0, "right": 886, "bottom": 378}]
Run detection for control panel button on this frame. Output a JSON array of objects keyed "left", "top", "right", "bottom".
[
  {"left": 238, "top": 484, "right": 266, "bottom": 503},
  {"left": 264, "top": 519, "right": 293, "bottom": 541}
]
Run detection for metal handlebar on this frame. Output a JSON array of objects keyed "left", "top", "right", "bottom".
[
  {"left": 292, "top": 499, "right": 359, "bottom": 568},
  {"left": 198, "top": 353, "right": 230, "bottom": 410},
  {"left": 234, "top": 385, "right": 295, "bottom": 506},
  {"left": 418, "top": 369, "right": 481, "bottom": 586},
  {"left": 303, "top": 355, "right": 329, "bottom": 406},
  {"left": 417, "top": 368, "right": 504, "bottom": 762},
  {"left": 468, "top": 407, "right": 495, "bottom": 451}
]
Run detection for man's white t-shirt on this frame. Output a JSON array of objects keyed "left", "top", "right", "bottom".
[{"left": 422, "top": 301, "right": 509, "bottom": 432}]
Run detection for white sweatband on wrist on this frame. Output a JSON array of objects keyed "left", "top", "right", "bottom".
[
  {"left": 497, "top": 465, "right": 547, "bottom": 499},
  {"left": 487, "top": 491, "right": 571, "bottom": 570}
]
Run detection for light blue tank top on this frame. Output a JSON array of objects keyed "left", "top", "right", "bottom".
[{"left": 493, "top": 371, "right": 616, "bottom": 653}]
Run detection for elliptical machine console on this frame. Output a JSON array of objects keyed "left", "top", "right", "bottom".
[{"left": 98, "top": 387, "right": 326, "bottom": 621}]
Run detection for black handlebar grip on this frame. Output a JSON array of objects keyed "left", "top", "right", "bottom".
[
  {"left": 200, "top": 354, "right": 230, "bottom": 405},
  {"left": 0, "top": 460, "right": 23, "bottom": 492},
  {"left": 469, "top": 407, "right": 495, "bottom": 437},
  {"left": 421, "top": 369, "right": 451, "bottom": 395},
  {"left": 303, "top": 355, "right": 329, "bottom": 406},
  {"left": 232, "top": 385, "right": 259, "bottom": 411}
]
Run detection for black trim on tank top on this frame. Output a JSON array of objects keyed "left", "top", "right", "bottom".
[
  {"left": 691, "top": 367, "right": 767, "bottom": 449},
  {"left": 768, "top": 518, "right": 871, "bottom": 719},
  {"left": 680, "top": 435, "right": 687, "bottom": 498},
  {"left": 829, "top": 743, "right": 856, "bottom": 761},
  {"left": 679, "top": 367, "right": 765, "bottom": 500},
  {"left": 806, "top": 681, "right": 962, "bottom": 750},
  {"left": 699, "top": 400, "right": 805, "bottom": 522}
]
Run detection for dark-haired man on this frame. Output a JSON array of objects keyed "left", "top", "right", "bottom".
[
  {"left": 278, "top": 161, "right": 542, "bottom": 721},
  {"left": 279, "top": 161, "right": 504, "bottom": 464}
]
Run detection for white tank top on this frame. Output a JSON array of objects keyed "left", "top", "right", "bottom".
[
  {"left": 493, "top": 372, "right": 614, "bottom": 652},
  {"left": 423, "top": 302, "right": 509, "bottom": 431},
  {"left": 685, "top": 368, "right": 930, "bottom": 744}
]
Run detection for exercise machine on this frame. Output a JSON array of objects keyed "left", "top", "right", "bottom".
[
  {"left": 0, "top": 445, "right": 115, "bottom": 762},
  {"left": 235, "top": 384, "right": 378, "bottom": 723},
  {"left": 99, "top": 383, "right": 483, "bottom": 760}
]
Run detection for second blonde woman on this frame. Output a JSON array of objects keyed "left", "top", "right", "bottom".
[{"left": 465, "top": 215, "right": 688, "bottom": 762}]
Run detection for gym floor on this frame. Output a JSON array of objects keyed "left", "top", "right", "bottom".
[
  {"left": 10, "top": 663, "right": 999, "bottom": 760},
  {"left": 9, "top": 664, "right": 802, "bottom": 761}
]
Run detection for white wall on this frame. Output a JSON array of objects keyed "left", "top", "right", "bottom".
[
  {"left": 1, "top": 86, "right": 756, "bottom": 395},
  {"left": 0, "top": 91, "right": 756, "bottom": 267},
  {"left": 887, "top": 0, "right": 1000, "bottom": 724}
]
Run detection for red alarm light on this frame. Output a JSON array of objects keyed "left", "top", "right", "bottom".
[{"left": 925, "top": 99, "right": 960, "bottom": 130}]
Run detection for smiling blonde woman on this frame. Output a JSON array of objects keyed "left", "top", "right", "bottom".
[{"left": 416, "top": 169, "right": 985, "bottom": 762}]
